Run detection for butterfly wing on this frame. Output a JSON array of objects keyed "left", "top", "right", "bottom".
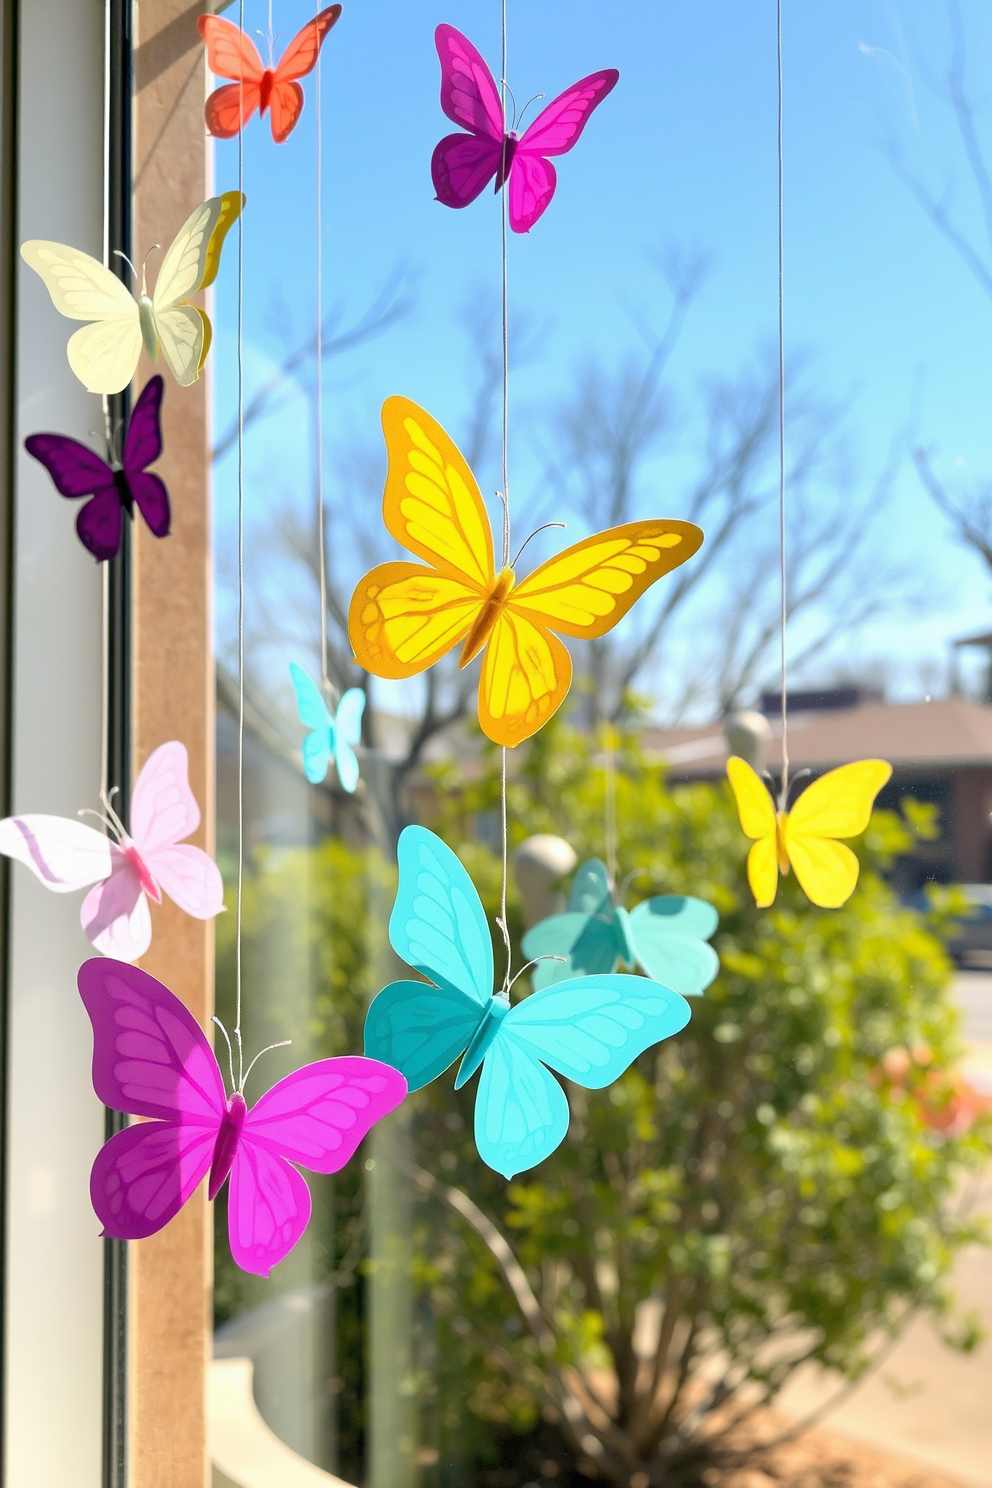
[
  {"left": 433, "top": 134, "right": 505, "bottom": 211},
  {"left": 349, "top": 398, "right": 493, "bottom": 677},
  {"left": 230, "top": 1051, "right": 404, "bottom": 1278},
  {"left": 23, "top": 435, "right": 124, "bottom": 560},
  {"left": 151, "top": 194, "right": 242, "bottom": 383},
  {"left": 267, "top": 4, "right": 340, "bottom": 139},
  {"left": 434, "top": 24, "right": 504, "bottom": 137},
  {"left": 726, "top": 756, "right": 780, "bottom": 908},
  {"left": 0, "top": 814, "right": 112, "bottom": 890},
  {"left": 21, "top": 241, "right": 141, "bottom": 394},
  {"left": 77, "top": 956, "right": 227, "bottom": 1122},
  {"left": 80, "top": 856, "right": 152, "bottom": 961},
  {"left": 364, "top": 980, "right": 487, "bottom": 1092},
  {"left": 91, "top": 1120, "right": 218, "bottom": 1241},
  {"left": 121, "top": 375, "right": 164, "bottom": 472},
  {"left": 521, "top": 912, "right": 619, "bottom": 991},
  {"left": 289, "top": 663, "right": 332, "bottom": 783},
  {"left": 628, "top": 897, "right": 720, "bottom": 996},
  {"left": 569, "top": 858, "right": 612, "bottom": 913},
  {"left": 364, "top": 826, "right": 493, "bottom": 1089},
  {"left": 390, "top": 826, "right": 494, "bottom": 1000},
  {"left": 126, "top": 473, "right": 170, "bottom": 541},
  {"left": 509, "top": 71, "right": 618, "bottom": 233},
  {"left": 332, "top": 688, "right": 365, "bottom": 793},
  {"left": 197, "top": 16, "right": 264, "bottom": 135},
  {"left": 478, "top": 609, "right": 573, "bottom": 747},
  {"left": 784, "top": 760, "right": 892, "bottom": 909},
  {"left": 131, "top": 741, "right": 199, "bottom": 853},
  {"left": 475, "top": 1035, "right": 571, "bottom": 1178}
]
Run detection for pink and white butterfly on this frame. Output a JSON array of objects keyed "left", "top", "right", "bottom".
[
  {"left": 79, "top": 958, "right": 407, "bottom": 1276},
  {"left": 0, "top": 740, "right": 223, "bottom": 961},
  {"left": 431, "top": 23, "right": 618, "bottom": 234}
]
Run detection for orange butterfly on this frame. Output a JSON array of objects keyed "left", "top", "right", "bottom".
[
  {"left": 197, "top": 7, "right": 342, "bottom": 144},
  {"left": 348, "top": 398, "right": 704, "bottom": 747}
]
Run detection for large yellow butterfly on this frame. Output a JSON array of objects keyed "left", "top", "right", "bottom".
[
  {"left": 348, "top": 398, "right": 704, "bottom": 747},
  {"left": 21, "top": 192, "right": 243, "bottom": 395},
  {"left": 727, "top": 755, "right": 892, "bottom": 909}
]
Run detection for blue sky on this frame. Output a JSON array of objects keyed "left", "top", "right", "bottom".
[{"left": 211, "top": 0, "right": 992, "bottom": 717}]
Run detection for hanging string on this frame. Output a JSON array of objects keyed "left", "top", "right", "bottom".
[
  {"left": 496, "top": 0, "right": 511, "bottom": 991},
  {"left": 234, "top": 0, "right": 246, "bottom": 1090},
  {"left": 315, "top": 0, "right": 329, "bottom": 695},
  {"left": 776, "top": 0, "right": 788, "bottom": 811}
]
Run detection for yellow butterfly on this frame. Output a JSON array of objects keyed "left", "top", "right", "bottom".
[
  {"left": 348, "top": 397, "right": 704, "bottom": 747},
  {"left": 726, "top": 755, "right": 892, "bottom": 909},
  {"left": 21, "top": 192, "right": 243, "bottom": 395}
]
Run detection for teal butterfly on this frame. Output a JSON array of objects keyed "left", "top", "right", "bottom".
[
  {"left": 289, "top": 663, "right": 365, "bottom": 792},
  {"left": 522, "top": 858, "right": 719, "bottom": 996},
  {"left": 364, "top": 827, "right": 691, "bottom": 1178}
]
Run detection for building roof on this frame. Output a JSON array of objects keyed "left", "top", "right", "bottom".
[{"left": 642, "top": 698, "right": 992, "bottom": 775}]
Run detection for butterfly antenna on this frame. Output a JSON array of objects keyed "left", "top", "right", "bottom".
[
  {"left": 511, "top": 522, "right": 566, "bottom": 569},
  {"left": 100, "top": 786, "right": 128, "bottom": 841},
  {"left": 785, "top": 767, "right": 812, "bottom": 809},
  {"left": 113, "top": 249, "right": 139, "bottom": 282},
  {"left": 240, "top": 1040, "right": 292, "bottom": 1095},
  {"left": 508, "top": 955, "right": 566, "bottom": 994},
  {"left": 514, "top": 92, "right": 545, "bottom": 132},
  {"left": 495, "top": 489, "right": 510, "bottom": 569},
  {"left": 140, "top": 244, "right": 161, "bottom": 299},
  {"left": 619, "top": 867, "right": 652, "bottom": 906},
  {"left": 211, "top": 1016, "right": 237, "bottom": 1094},
  {"left": 77, "top": 806, "right": 121, "bottom": 841},
  {"left": 501, "top": 79, "right": 519, "bottom": 131}
]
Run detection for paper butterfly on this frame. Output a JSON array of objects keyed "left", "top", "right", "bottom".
[
  {"left": 0, "top": 741, "right": 224, "bottom": 961},
  {"left": 348, "top": 398, "right": 703, "bottom": 747},
  {"left": 432, "top": 24, "right": 618, "bottom": 234},
  {"left": 522, "top": 857, "right": 719, "bottom": 996},
  {"left": 364, "top": 827, "right": 690, "bottom": 1178},
  {"left": 289, "top": 664, "right": 364, "bottom": 792},
  {"left": 25, "top": 375, "right": 168, "bottom": 562},
  {"left": 726, "top": 756, "right": 892, "bottom": 909},
  {"left": 198, "top": 7, "right": 342, "bottom": 143},
  {"left": 20, "top": 192, "right": 243, "bottom": 394},
  {"left": 79, "top": 957, "right": 407, "bottom": 1277}
]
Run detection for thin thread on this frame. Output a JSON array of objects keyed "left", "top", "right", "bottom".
[
  {"left": 315, "top": 0, "right": 329, "bottom": 695},
  {"left": 101, "top": 561, "right": 109, "bottom": 804},
  {"left": 497, "top": 0, "right": 511, "bottom": 993},
  {"left": 235, "top": 0, "right": 246, "bottom": 1089},
  {"left": 776, "top": 0, "right": 788, "bottom": 811}
]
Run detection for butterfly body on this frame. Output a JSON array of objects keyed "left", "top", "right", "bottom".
[
  {"left": 21, "top": 193, "right": 242, "bottom": 394},
  {"left": 364, "top": 827, "right": 691, "bottom": 1177},
  {"left": 432, "top": 25, "right": 618, "bottom": 233},
  {"left": 26, "top": 375, "right": 169, "bottom": 562},
  {"left": 349, "top": 399, "right": 703, "bottom": 747},
  {"left": 80, "top": 959, "right": 407, "bottom": 1275},
  {"left": 198, "top": 8, "right": 341, "bottom": 143},
  {"left": 522, "top": 858, "right": 719, "bottom": 997},
  {"left": 726, "top": 755, "right": 893, "bottom": 909}
]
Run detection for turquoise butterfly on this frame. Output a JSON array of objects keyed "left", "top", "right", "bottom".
[
  {"left": 289, "top": 663, "right": 365, "bottom": 792},
  {"left": 522, "top": 858, "right": 719, "bottom": 996},
  {"left": 364, "top": 827, "right": 691, "bottom": 1178}
]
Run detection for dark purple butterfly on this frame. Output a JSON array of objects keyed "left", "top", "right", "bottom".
[{"left": 25, "top": 375, "right": 170, "bottom": 562}]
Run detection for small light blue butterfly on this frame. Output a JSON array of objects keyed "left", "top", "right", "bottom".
[
  {"left": 289, "top": 663, "right": 365, "bottom": 792},
  {"left": 364, "top": 827, "right": 691, "bottom": 1178},
  {"left": 521, "top": 858, "right": 719, "bottom": 996}
]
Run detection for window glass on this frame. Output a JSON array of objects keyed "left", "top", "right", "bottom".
[{"left": 210, "top": 5, "right": 992, "bottom": 1487}]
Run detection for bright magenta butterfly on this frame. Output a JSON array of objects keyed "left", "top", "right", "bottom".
[{"left": 431, "top": 24, "right": 618, "bottom": 234}]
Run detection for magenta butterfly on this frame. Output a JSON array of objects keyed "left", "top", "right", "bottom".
[
  {"left": 25, "top": 375, "right": 169, "bottom": 562},
  {"left": 431, "top": 24, "right": 618, "bottom": 234},
  {"left": 79, "top": 959, "right": 407, "bottom": 1276},
  {"left": 0, "top": 741, "right": 222, "bottom": 961}
]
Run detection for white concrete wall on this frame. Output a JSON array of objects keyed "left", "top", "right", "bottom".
[{"left": 4, "top": 0, "right": 107, "bottom": 1482}]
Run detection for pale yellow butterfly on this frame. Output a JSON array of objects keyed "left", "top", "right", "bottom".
[{"left": 21, "top": 191, "right": 243, "bottom": 396}]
